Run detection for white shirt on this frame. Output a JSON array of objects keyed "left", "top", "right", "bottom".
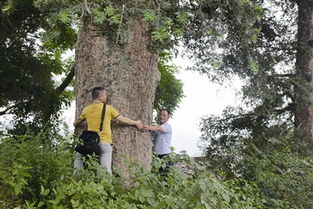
[{"left": 153, "top": 122, "right": 172, "bottom": 155}]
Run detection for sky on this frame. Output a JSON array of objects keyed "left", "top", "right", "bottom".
[{"left": 62, "top": 55, "right": 242, "bottom": 157}]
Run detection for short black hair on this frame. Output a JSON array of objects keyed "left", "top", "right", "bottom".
[
  {"left": 160, "top": 109, "right": 170, "bottom": 116},
  {"left": 92, "top": 87, "right": 105, "bottom": 99}
]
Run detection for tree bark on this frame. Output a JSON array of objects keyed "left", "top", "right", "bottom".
[
  {"left": 74, "top": 19, "right": 160, "bottom": 173},
  {"left": 295, "top": 0, "right": 313, "bottom": 154}
]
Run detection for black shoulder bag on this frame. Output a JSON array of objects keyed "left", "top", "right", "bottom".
[{"left": 75, "top": 104, "right": 106, "bottom": 156}]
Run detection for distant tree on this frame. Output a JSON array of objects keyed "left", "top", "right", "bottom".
[
  {"left": 197, "top": 0, "right": 313, "bottom": 171},
  {"left": 0, "top": 0, "right": 76, "bottom": 133},
  {"left": 154, "top": 52, "right": 184, "bottom": 115},
  {"left": 295, "top": 0, "right": 313, "bottom": 154}
]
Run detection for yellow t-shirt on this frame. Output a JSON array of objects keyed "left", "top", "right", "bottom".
[{"left": 80, "top": 103, "right": 120, "bottom": 144}]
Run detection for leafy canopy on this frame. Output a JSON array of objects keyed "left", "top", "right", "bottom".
[{"left": 0, "top": 0, "right": 186, "bottom": 132}]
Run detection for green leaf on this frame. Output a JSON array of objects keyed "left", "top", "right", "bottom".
[
  {"left": 253, "top": 5, "right": 263, "bottom": 13},
  {"left": 58, "top": 10, "right": 71, "bottom": 24},
  {"left": 141, "top": 188, "right": 153, "bottom": 198},
  {"left": 143, "top": 10, "right": 156, "bottom": 22},
  {"left": 164, "top": 18, "right": 173, "bottom": 27},
  {"left": 173, "top": 28, "right": 183, "bottom": 36},
  {"left": 37, "top": 201, "right": 45, "bottom": 207},
  {"left": 250, "top": 28, "right": 261, "bottom": 42},
  {"left": 104, "top": 5, "right": 115, "bottom": 17},
  {"left": 110, "top": 15, "right": 121, "bottom": 25},
  {"left": 1, "top": 0, "right": 14, "bottom": 14},
  {"left": 249, "top": 61, "right": 259, "bottom": 72},
  {"left": 176, "top": 12, "right": 188, "bottom": 24},
  {"left": 152, "top": 28, "right": 168, "bottom": 42},
  {"left": 239, "top": 0, "right": 250, "bottom": 4},
  {"left": 40, "top": 185, "right": 50, "bottom": 196},
  {"left": 94, "top": 9, "right": 106, "bottom": 24}
]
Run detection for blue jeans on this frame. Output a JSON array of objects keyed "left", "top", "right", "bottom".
[{"left": 73, "top": 142, "right": 113, "bottom": 175}]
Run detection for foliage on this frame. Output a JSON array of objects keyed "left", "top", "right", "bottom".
[
  {"left": 154, "top": 52, "right": 184, "bottom": 115},
  {"left": 197, "top": 0, "right": 306, "bottom": 174},
  {"left": 254, "top": 152, "right": 313, "bottom": 208},
  {"left": 200, "top": 126, "right": 313, "bottom": 209},
  {"left": 199, "top": 105, "right": 293, "bottom": 173},
  {"left": 0, "top": 129, "right": 312, "bottom": 209},
  {"left": 0, "top": 128, "right": 73, "bottom": 207},
  {"left": 194, "top": 4, "right": 313, "bottom": 207},
  {"left": 194, "top": 0, "right": 297, "bottom": 141},
  {"left": 31, "top": 0, "right": 198, "bottom": 51},
  {"left": 237, "top": 147, "right": 313, "bottom": 208},
  {"left": 0, "top": 0, "right": 76, "bottom": 129},
  {"left": 183, "top": 0, "right": 264, "bottom": 78},
  {"left": 0, "top": 130, "right": 253, "bottom": 208},
  {"left": 193, "top": 0, "right": 295, "bottom": 105}
]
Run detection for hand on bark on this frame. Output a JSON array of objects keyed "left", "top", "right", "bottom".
[
  {"left": 135, "top": 120, "right": 143, "bottom": 130},
  {"left": 73, "top": 118, "right": 84, "bottom": 128}
]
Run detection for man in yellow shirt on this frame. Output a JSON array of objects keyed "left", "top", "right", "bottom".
[{"left": 73, "top": 87, "right": 143, "bottom": 175}]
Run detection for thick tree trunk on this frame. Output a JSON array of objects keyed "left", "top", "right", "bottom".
[
  {"left": 295, "top": 1, "right": 313, "bottom": 154},
  {"left": 74, "top": 20, "right": 160, "bottom": 173}
]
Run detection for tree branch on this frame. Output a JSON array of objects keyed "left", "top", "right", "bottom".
[
  {"left": 56, "top": 65, "right": 75, "bottom": 95},
  {"left": 0, "top": 104, "right": 16, "bottom": 116},
  {"left": 274, "top": 73, "right": 294, "bottom": 78}
]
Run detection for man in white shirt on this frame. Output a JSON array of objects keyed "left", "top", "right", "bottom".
[{"left": 143, "top": 109, "right": 173, "bottom": 175}]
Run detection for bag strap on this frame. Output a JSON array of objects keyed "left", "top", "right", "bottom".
[{"left": 99, "top": 103, "right": 106, "bottom": 132}]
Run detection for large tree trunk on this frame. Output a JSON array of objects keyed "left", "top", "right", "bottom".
[
  {"left": 74, "top": 19, "right": 160, "bottom": 173},
  {"left": 295, "top": 0, "right": 313, "bottom": 154}
]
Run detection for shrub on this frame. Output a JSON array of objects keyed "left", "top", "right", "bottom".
[
  {"left": 2, "top": 130, "right": 311, "bottom": 209},
  {"left": 0, "top": 131, "right": 73, "bottom": 207}
]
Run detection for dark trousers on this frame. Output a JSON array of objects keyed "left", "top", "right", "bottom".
[{"left": 157, "top": 154, "right": 173, "bottom": 176}]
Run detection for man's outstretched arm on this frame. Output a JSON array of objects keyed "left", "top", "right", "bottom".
[
  {"left": 142, "top": 124, "right": 165, "bottom": 132},
  {"left": 115, "top": 115, "right": 143, "bottom": 130}
]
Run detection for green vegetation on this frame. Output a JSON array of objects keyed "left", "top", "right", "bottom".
[
  {"left": 1, "top": 131, "right": 312, "bottom": 208},
  {"left": 154, "top": 52, "right": 184, "bottom": 115}
]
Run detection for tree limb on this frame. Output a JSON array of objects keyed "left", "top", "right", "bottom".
[
  {"left": 0, "top": 104, "right": 16, "bottom": 116},
  {"left": 56, "top": 65, "right": 75, "bottom": 95},
  {"left": 274, "top": 73, "right": 294, "bottom": 78}
]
